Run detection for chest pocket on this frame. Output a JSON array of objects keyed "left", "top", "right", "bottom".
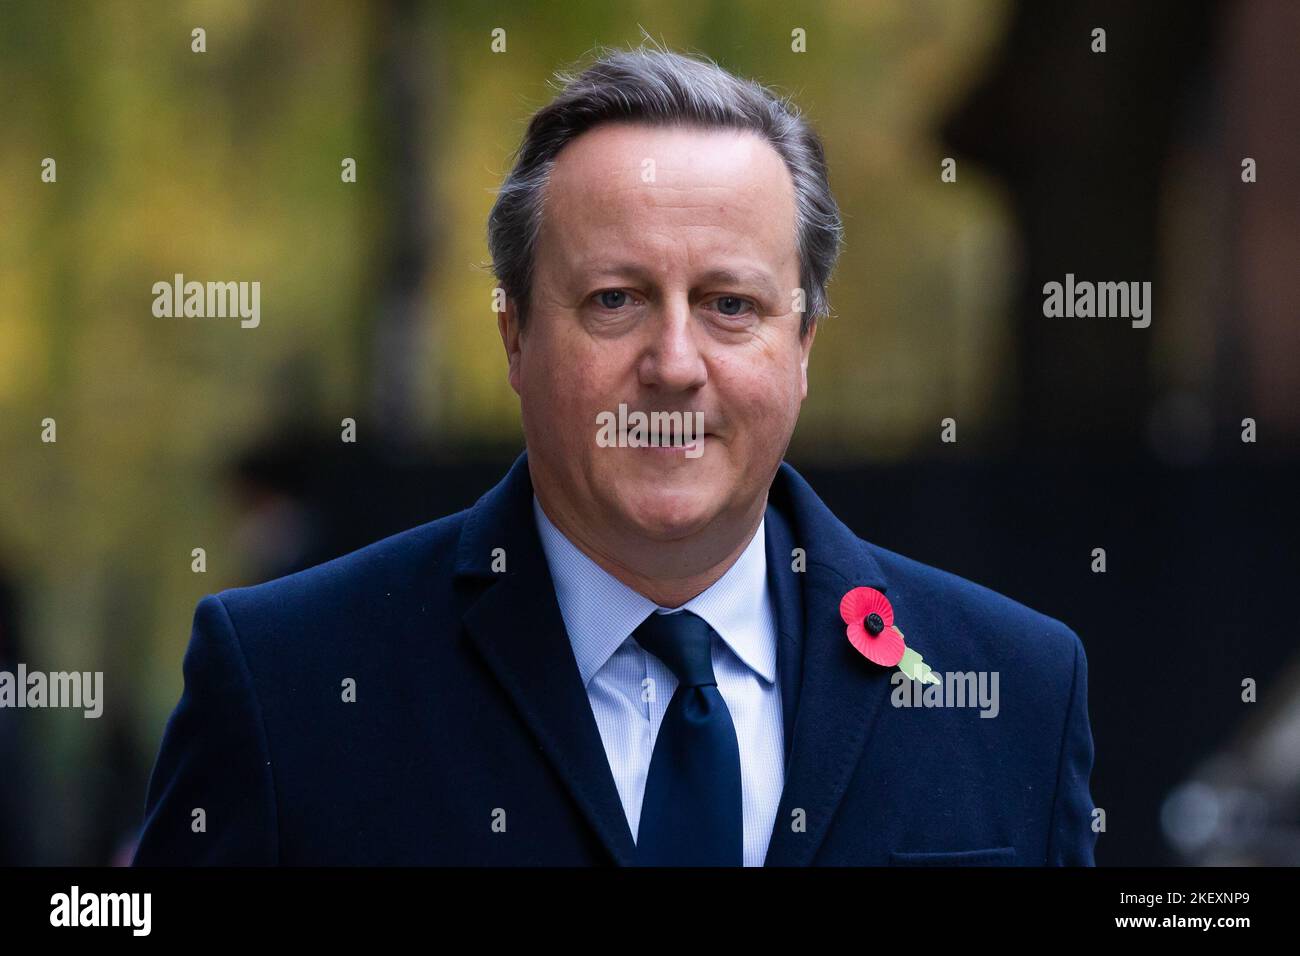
[{"left": 889, "top": 846, "right": 1017, "bottom": 866}]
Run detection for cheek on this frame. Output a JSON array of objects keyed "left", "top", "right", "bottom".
[
  {"left": 717, "top": 348, "right": 804, "bottom": 421},
  {"left": 523, "top": 329, "right": 628, "bottom": 423}
]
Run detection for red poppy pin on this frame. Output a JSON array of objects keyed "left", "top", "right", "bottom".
[{"left": 839, "top": 586, "right": 940, "bottom": 685}]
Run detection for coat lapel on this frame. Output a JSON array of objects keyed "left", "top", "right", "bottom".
[
  {"left": 456, "top": 453, "right": 638, "bottom": 865},
  {"left": 763, "top": 498, "right": 804, "bottom": 769},
  {"left": 762, "top": 462, "right": 894, "bottom": 866}
]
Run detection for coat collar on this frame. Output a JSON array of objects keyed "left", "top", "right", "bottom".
[{"left": 456, "top": 450, "right": 892, "bottom": 866}]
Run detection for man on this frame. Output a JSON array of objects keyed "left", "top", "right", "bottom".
[{"left": 133, "top": 44, "right": 1096, "bottom": 866}]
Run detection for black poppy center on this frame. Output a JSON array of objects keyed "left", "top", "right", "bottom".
[{"left": 865, "top": 612, "right": 884, "bottom": 636}]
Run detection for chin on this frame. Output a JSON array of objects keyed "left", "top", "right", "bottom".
[{"left": 612, "top": 481, "right": 721, "bottom": 542}]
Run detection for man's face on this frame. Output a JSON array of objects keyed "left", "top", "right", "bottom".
[{"left": 500, "top": 120, "right": 814, "bottom": 551}]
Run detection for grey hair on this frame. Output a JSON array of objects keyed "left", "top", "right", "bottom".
[{"left": 486, "top": 42, "right": 843, "bottom": 338}]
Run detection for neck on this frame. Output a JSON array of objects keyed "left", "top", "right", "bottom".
[{"left": 536, "top": 491, "right": 767, "bottom": 609}]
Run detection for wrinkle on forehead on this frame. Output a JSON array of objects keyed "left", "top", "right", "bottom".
[{"left": 538, "top": 122, "right": 799, "bottom": 288}]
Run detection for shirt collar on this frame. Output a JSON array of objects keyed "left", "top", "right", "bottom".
[{"left": 532, "top": 494, "right": 777, "bottom": 688}]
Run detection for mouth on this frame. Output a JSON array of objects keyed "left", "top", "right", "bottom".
[{"left": 619, "top": 431, "right": 715, "bottom": 450}]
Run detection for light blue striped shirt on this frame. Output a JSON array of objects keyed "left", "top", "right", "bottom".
[{"left": 532, "top": 495, "right": 785, "bottom": 866}]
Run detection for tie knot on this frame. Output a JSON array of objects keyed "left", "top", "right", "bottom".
[{"left": 633, "top": 610, "right": 718, "bottom": 688}]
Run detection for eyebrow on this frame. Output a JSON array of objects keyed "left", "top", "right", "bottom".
[{"left": 580, "top": 262, "right": 783, "bottom": 300}]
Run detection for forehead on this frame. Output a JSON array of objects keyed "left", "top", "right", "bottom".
[{"left": 538, "top": 121, "right": 798, "bottom": 279}]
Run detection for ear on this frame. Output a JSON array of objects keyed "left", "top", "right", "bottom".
[
  {"left": 498, "top": 298, "right": 523, "bottom": 396},
  {"left": 798, "top": 318, "right": 817, "bottom": 401}
]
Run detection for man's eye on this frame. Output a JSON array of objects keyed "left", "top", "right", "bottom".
[
  {"left": 713, "top": 295, "right": 754, "bottom": 317},
  {"left": 595, "top": 290, "right": 632, "bottom": 310}
]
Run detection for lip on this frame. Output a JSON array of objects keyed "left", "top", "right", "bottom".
[{"left": 626, "top": 433, "right": 715, "bottom": 452}]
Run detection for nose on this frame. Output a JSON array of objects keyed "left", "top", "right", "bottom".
[{"left": 638, "top": 298, "right": 708, "bottom": 392}]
